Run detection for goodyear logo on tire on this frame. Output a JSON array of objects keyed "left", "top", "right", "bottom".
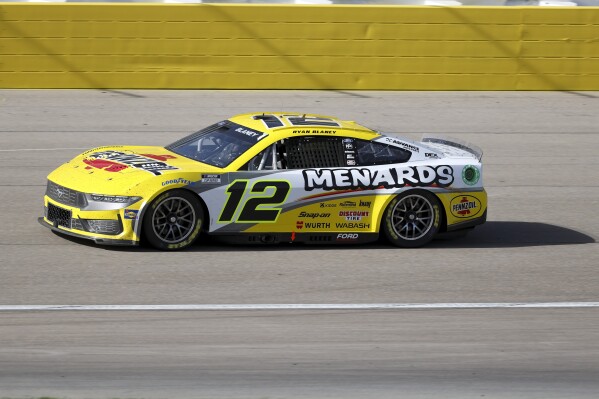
[{"left": 450, "top": 195, "right": 481, "bottom": 218}]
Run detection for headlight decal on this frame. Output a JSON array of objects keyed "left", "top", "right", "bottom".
[{"left": 83, "top": 194, "right": 142, "bottom": 211}]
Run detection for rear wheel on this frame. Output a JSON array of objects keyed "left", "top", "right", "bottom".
[
  {"left": 143, "top": 190, "right": 203, "bottom": 250},
  {"left": 383, "top": 190, "right": 441, "bottom": 248}
]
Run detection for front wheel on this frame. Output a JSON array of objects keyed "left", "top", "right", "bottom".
[
  {"left": 383, "top": 190, "right": 441, "bottom": 248},
  {"left": 143, "top": 190, "right": 204, "bottom": 250}
]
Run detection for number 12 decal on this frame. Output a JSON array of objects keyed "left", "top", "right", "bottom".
[{"left": 219, "top": 180, "right": 291, "bottom": 223}]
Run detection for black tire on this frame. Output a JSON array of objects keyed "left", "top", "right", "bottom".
[
  {"left": 383, "top": 190, "right": 441, "bottom": 248},
  {"left": 142, "top": 189, "right": 204, "bottom": 251}
]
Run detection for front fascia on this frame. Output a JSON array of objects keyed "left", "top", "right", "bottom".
[{"left": 42, "top": 195, "right": 142, "bottom": 243}]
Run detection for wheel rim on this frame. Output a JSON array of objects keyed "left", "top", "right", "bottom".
[
  {"left": 151, "top": 197, "right": 196, "bottom": 244},
  {"left": 390, "top": 194, "right": 435, "bottom": 241}
]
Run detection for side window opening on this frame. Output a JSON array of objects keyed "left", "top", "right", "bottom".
[
  {"left": 355, "top": 139, "right": 411, "bottom": 165},
  {"left": 243, "top": 144, "right": 277, "bottom": 171}
]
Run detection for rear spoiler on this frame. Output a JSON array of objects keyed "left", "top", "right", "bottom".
[{"left": 421, "top": 134, "right": 483, "bottom": 161}]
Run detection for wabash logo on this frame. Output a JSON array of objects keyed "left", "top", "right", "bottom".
[
  {"left": 84, "top": 151, "right": 178, "bottom": 175},
  {"left": 450, "top": 195, "right": 482, "bottom": 219}
]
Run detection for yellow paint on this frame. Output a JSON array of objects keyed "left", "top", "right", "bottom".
[
  {"left": 1, "top": 4, "right": 597, "bottom": 89},
  {"left": 437, "top": 190, "right": 487, "bottom": 227}
]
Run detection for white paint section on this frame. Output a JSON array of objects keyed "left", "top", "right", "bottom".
[{"left": 1, "top": 302, "right": 599, "bottom": 311}]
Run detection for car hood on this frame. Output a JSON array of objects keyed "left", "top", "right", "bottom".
[{"left": 47, "top": 145, "right": 221, "bottom": 194}]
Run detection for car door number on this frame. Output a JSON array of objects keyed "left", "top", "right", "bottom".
[{"left": 219, "top": 180, "right": 291, "bottom": 223}]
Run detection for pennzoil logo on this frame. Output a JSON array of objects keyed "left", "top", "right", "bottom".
[{"left": 450, "top": 195, "right": 482, "bottom": 218}]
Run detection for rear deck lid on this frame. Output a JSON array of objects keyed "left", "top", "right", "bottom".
[{"left": 421, "top": 135, "right": 483, "bottom": 161}]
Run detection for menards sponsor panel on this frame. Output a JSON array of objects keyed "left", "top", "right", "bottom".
[{"left": 302, "top": 165, "right": 454, "bottom": 191}]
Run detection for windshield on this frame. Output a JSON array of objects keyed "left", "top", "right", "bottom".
[{"left": 166, "top": 121, "right": 267, "bottom": 168}]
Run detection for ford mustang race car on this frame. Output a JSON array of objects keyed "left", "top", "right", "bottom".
[{"left": 40, "top": 112, "right": 486, "bottom": 250}]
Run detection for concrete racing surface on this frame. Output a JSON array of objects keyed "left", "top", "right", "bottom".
[{"left": 1, "top": 90, "right": 598, "bottom": 398}]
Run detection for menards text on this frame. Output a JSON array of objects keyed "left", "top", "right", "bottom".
[{"left": 302, "top": 166, "right": 454, "bottom": 191}]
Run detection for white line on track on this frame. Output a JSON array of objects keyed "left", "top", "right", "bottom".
[
  {"left": 0, "top": 147, "right": 88, "bottom": 152},
  {"left": 1, "top": 302, "right": 598, "bottom": 312}
]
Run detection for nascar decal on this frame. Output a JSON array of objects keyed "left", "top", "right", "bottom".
[
  {"left": 201, "top": 174, "right": 221, "bottom": 184},
  {"left": 450, "top": 195, "right": 482, "bottom": 218},
  {"left": 302, "top": 166, "right": 454, "bottom": 191},
  {"left": 83, "top": 151, "right": 178, "bottom": 175}
]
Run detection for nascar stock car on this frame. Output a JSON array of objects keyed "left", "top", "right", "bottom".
[{"left": 39, "top": 112, "right": 486, "bottom": 250}]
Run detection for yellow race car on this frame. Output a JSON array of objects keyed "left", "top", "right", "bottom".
[{"left": 40, "top": 112, "right": 487, "bottom": 250}]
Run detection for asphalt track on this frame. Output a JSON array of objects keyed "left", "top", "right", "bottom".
[{"left": 1, "top": 90, "right": 598, "bottom": 399}]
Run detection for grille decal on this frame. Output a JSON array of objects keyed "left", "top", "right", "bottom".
[{"left": 46, "top": 181, "right": 86, "bottom": 208}]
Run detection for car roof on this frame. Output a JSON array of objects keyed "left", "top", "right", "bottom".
[{"left": 228, "top": 112, "right": 380, "bottom": 139}]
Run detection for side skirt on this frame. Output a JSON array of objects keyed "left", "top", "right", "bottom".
[
  {"left": 210, "top": 232, "right": 379, "bottom": 245},
  {"left": 446, "top": 210, "right": 487, "bottom": 232},
  {"left": 38, "top": 217, "right": 138, "bottom": 246}
]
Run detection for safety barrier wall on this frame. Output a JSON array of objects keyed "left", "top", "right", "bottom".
[{"left": 0, "top": 4, "right": 597, "bottom": 89}]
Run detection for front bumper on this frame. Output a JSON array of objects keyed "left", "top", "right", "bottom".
[
  {"left": 41, "top": 196, "right": 141, "bottom": 246},
  {"left": 38, "top": 217, "right": 138, "bottom": 246}
]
